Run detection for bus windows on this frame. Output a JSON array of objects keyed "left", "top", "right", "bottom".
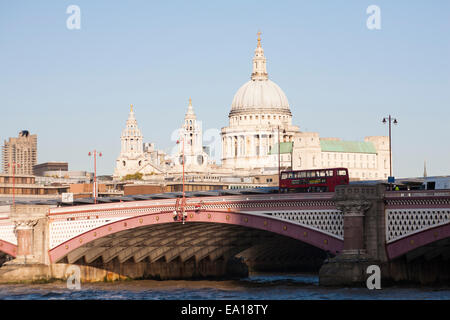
[
  {"left": 319, "top": 171, "right": 326, "bottom": 177},
  {"left": 327, "top": 170, "right": 334, "bottom": 176},
  {"left": 338, "top": 169, "right": 347, "bottom": 176},
  {"left": 281, "top": 173, "right": 288, "bottom": 179},
  {"left": 299, "top": 171, "right": 306, "bottom": 178}
]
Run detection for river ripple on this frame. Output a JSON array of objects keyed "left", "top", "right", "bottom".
[{"left": 0, "top": 273, "right": 449, "bottom": 300}]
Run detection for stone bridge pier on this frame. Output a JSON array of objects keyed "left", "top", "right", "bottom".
[
  {"left": 319, "top": 184, "right": 388, "bottom": 286},
  {"left": 5, "top": 205, "right": 49, "bottom": 266}
]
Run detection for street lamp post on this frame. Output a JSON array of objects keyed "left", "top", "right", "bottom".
[
  {"left": 7, "top": 162, "right": 20, "bottom": 206},
  {"left": 382, "top": 115, "right": 398, "bottom": 189},
  {"left": 277, "top": 126, "right": 287, "bottom": 192},
  {"left": 176, "top": 137, "right": 187, "bottom": 224},
  {"left": 88, "top": 150, "right": 102, "bottom": 204},
  {"left": 278, "top": 126, "right": 281, "bottom": 192}
]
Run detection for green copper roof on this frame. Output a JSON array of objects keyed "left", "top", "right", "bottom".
[
  {"left": 320, "top": 140, "right": 377, "bottom": 154},
  {"left": 269, "top": 142, "right": 293, "bottom": 155}
]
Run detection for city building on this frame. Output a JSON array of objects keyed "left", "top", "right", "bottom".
[
  {"left": 68, "top": 182, "right": 123, "bottom": 199},
  {"left": 0, "top": 174, "right": 68, "bottom": 199},
  {"left": 2, "top": 130, "right": 37, "bottom": 175},
  {"left": 33, "top": 162, "right": 68, "bottom": 176},
  {"left": 292, "top": 135, "right": 390, "bottom": 180}
]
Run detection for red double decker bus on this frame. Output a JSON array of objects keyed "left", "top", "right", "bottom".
[{"left": 280, "top": 167, "right": 349, "bottom": 193}]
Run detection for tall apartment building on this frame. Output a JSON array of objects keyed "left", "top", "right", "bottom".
[{"left": 2, "top": 130, "right": 37, "bottom": 175}]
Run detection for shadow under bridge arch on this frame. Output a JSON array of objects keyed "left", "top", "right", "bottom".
[{"left": 49, "top": 210, "right": 343, "bottom": 275}]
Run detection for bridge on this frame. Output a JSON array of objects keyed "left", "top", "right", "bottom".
[{"left": 0, "top": 184, "right": 450, "bottom": 285}]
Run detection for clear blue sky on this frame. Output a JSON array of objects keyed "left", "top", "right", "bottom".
[{"left": 1, "top": 1, "right": 449, "bottom": 177}]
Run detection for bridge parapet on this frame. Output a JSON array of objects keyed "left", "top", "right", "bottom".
[{"left": 383, "top": 190, "right": 450, "bottom": 260}]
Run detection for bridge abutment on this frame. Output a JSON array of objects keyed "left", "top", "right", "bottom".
[{"left": 4, "top": 205, "right": 49, "bottom": 265}]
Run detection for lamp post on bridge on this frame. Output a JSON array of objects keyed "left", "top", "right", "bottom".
[
  {"left": 176, "top": 137, "right": 189, "bottom": 224},
  {"left": 276, "top": 125, "right": 287, "bottom": 192},
  {"left": 7, "top": 162, "right": 20, "bottom": 206},
  {"left": 382, "top": 115, "right": 398, "bottom": 190},
  {"left": 88, "top": 150, "right": 102, "bottom": 204}
]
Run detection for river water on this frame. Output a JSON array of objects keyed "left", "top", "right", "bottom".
[{"left": 0, "top": 273, "right": 449, "bottom": 300}]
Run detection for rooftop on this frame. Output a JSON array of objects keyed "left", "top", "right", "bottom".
[{"left": 320, "top": 140, "right": 377, "bottom": 154}]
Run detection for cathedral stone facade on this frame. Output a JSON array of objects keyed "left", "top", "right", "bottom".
[
  {"left": 221, "top": 32, "right": 299, "bottom": 172},
  {"left": 114, "top": 33, "right": 390, "bottom": 182},
  {"left": 172, "top": 98, "right": 210, "bottom": 172},
  {"left": 220, "top": 33, "right": 390, "bottom": 180},
  {"left": 113, "top": 105, "right": 165, "bottom": 179}
]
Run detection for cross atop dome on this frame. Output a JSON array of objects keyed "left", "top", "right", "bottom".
[{"left": 252, "top": 30, "right": 268, "bottom": 81}]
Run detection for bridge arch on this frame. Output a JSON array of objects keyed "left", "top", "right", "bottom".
[
  {"left": 387, "top": 222, "right": 450, "bottom": 260},
  {"left": 49, "top": 209, "right": 343, "bottom": 264},
  {"left": 0, "top": 240, "right": 17, "bottom": 258}
]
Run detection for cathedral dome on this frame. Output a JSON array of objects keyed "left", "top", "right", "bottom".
[
  {"left": 229, "top": 32, "right": 291, "bottom": 116},
  {"left": 231, "top": 79, "right": 290, "bottom": 113}
]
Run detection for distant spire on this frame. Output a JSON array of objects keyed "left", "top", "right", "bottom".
[
  {"left": 185, "top": 97, "right": 196, "bottom": 119},
  {"left": 424, "top": 160, "right": 427, "bottom": 177},
  {"left": 251, "top": 31, "right": 268, "bottom": 81},
  {"left": 126, "top": 103, "right": 137, "bottom": 125}
]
